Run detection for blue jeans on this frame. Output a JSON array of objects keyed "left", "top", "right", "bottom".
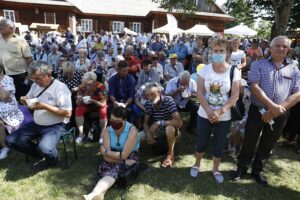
[
  {"left": 6, "top": 121, "right": 66, "bottom": 165},
  {"left": 196, "top": 116, "right": 231, "bottom": 158}
]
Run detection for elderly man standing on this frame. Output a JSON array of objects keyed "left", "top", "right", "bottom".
[
  {"left": 143, "top": 83, "right": 183, "bottom": 168},
  {"left": 0, "top": 19, "right": 33, "bottom": 101},
  {"left": 165, "top": 71, "right": 198, "bottom": 133},
  {"left": 232, "top": 36, "right": 300, "bottom": 186},
  {"left": 47, "top": 44, "right": 62, "bottom": 75},
  {"left": 6, "top": 61, "right": 72, "bottom": 171}
]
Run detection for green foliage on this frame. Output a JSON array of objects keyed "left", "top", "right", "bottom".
[
  {"left": 152, "top": 0, "right": 216, "bottom": 14},
  {"left": 288, "top": 0, "right": 300, "bottom": 30},
  {"left": 256, "top": 19, "right": 272, "bottom": 39},
  {"left": 222, "top": 0, "right": 256, "bottom": 28}
]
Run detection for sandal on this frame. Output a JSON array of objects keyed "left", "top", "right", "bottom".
[
  {"left": 213, "top": 171, "right": 224, "bottom": 184},
  {"left": 278, "top": 140, "right": 295, "bottom": 148},
  {"left": 190, "top": 165, "right": 200, "bottom": 178},
  {"left": 161, "top": 155, "right": 174, "bottom": 168}
]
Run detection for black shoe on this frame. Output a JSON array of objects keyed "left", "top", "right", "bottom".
[
  {"left": 251, "top": 172, "right": 268, "bottom": 186},
  {"left": 32, "top": 158, "right": 50, "bottom": 172},
  {"left": 186, "top": 127, "right": 195, "bottom": 135},
  {"left": 232, "top": 168, "right": 247, "bottom": 181}
]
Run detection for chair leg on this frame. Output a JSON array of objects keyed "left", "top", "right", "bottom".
[
  {"left": 62, "top": 139, "right": 68, "bottom": 168},
  {"left": 72, "top": 133, "right": 78, "bottom": 159}
]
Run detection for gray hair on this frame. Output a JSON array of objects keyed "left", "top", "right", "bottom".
[
  {"left": 125, "top": 45, "right": 134, "bottom": 53},
  {"left": 51, "top": 44, "right": 58, "bottom": 49},
  {"left": 0, "top": 18, "right": 15, "bottom": 31},
  {"left": 28, "top": 61, "right": 52, "bottom": 76},
  {"left": 79, "top": 48, "right": 88, "bottom": 55},
  {"left": 82, "top": 71, "right": 97, "bottom": 82},
  {"left": 62, "top": 61, "right": 74, "bottom": 73},
  {"left": 179, "top": 70, "right": 190, "bottom": 81},
  {"left": 145, "top": 82, "right": 163, "bottom": 93},
  {"left": 270, "top": 36, "right": 291, "bottom": 48}
]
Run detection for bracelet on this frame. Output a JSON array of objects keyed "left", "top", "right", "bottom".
[
  {"left": 104, "top": 149, "right": 109, "bottom": 156},
  {"left": 161, "top": 120, "right": 166, "bottom": 128},
  {"left": 120, "top": 151, "right": 123, "bottom": 160}
]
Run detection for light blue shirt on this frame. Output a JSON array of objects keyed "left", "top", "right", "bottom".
[{"left": 165, "top": 77, "right": 197, "bottom": 108}]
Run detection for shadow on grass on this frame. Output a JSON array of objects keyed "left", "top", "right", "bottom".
[{"left": 131, "top": 166, "right": 300, "bottom": 200}]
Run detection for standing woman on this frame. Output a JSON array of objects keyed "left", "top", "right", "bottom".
[{"left": 190, "top": 38, "right": 241, "bottom": 183}]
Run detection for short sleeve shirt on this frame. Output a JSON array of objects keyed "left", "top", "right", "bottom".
[
  {"left": 0, "top": 35, "right": 32, "bottom": 75},
  {"left": 144, "top": 96, "right": 177, "bottom": 123},
  {"left": 197, "top": 64, "right": 241, "bottom": 121},
  {"left": 164, "top": 62, "right": 184, "bottom": 79},
  {"left": 27, "top": 79, "right": 72, "bottom": 125}
]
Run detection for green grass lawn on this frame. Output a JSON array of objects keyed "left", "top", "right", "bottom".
[{"left": 1, "top": 118, "right": 300, "bottom": 200}]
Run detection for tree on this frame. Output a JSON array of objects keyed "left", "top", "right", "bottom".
[
  {"left": 152, "top": 0, "right": 216, "bottom": 14},
  {"left": 252, "top": 0, "right": 295, "bottom": 39},
  {"left": 154, "top": 0, "right": 298, "bottom": 39},
  {"left": 222, "top": 0, "right": 255, "bottom": 28}
]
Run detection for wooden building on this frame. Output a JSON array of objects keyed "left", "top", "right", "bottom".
[{"left": 0, "top": 0, "right": 234, "bottom": 34}]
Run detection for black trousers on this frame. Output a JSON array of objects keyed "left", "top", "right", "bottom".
[
  {"left": 10, "top": 72, "right": 29, "bottom": 101},
  {"left": 177, "top": 100, "right": 199, "bottom": 130},
  {"left": 237, "top": 104, "right": 288, "bottom": 173}
]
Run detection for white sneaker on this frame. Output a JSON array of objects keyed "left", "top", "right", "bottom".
[
  {"left": 213, "top": 171, "right": 224, "bottom": 183},
  {"left": 76, "top": 136, "right": 84, "bottom": 144},
  {"left": 190, "top": 165, "right": 200, "bottom": 178},
  {"left": 0, "top": 148, "right": 9, "bottom": 160}
]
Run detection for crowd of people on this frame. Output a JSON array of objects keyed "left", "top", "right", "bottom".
[{"left": 1, "top": 17, "right": 300, "bottom": 200}]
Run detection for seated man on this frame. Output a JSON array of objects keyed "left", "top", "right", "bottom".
[
  {"left": 143, "top": 83, "right": 183, "bottom": 168},
  {"left": 164, "top": 53, "right": 184, "bottom": 81},
  {"left": 6, "top": 61, "right": 72, "bottom": 170},
  {"left": 165, "top": 71, "right": 198, "bottom": 133},
  {"left": 137, "top": 59, "right": 160, "bottom": 88},
  {"left": 109, "top": 60, "right": 135, "bottom": 122}
]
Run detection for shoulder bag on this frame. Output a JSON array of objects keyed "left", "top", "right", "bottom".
[{"left": 229, "top": 66, "right": 245, "bottom": 121}]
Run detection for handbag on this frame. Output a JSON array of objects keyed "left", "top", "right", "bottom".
[
  {"left": 229, "top": 66, "right": 245, "bottom": 121},
  {"left": 117, "top": 162, "right": 140, "bottom": 188}
]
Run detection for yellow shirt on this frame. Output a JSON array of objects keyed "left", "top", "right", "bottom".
[
  {"left": 93, "top": 42, "right": 104, "bottom": 50},
  {"left": 0, "top": 34, "right": 32, "bottom": 75}
]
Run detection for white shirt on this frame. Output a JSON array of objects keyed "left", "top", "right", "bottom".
[
  {"left": 231, "top": 50, "right": 245, "bottom": 68},
  {"left": 197, "top": 63, "right": 241, "bottom": 121},
  {"left": 185, "top": 41, "right": 196, "bottom": 55},
  {"left": 27, "top": 79, "right": 72, "bottom": 126},
  {"left": 165, "top": 77, "right": 197, "bottom": 108}
]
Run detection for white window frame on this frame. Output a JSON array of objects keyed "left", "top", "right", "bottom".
[
  {"left": 44, "top": 12, "right": 56, "bottom": 24},
  {"left": 3, "top": 10, "right": 16, "bottom": 22},
  {"left": 132, "top": 22, "right": 141, "bottom": 34},
  {"left": 81, "top": 19, "right": 93, "bottom": 32},
  {"left": 112, "top": 21, "right": 124, "bottom": 33}
]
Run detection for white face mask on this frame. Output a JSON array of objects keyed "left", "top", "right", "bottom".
[{"left": 152, "top": 95, "right": 160, "bottom": 105}]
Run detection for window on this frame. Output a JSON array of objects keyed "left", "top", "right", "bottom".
[
  {"left": 81, "top": 19, "right": 93, "bottom": 32},
  {"left": 112, "top": 21, "right": 124, "bottom": 33},
  {"left": 44, "top": 13, "right": 56, "bottom": 24},
  {"left": 132, "top": 22, "right": 141, "bottom": 34},
  {"left": 3, "top": 10, "right": 15, "bottom": 22}
]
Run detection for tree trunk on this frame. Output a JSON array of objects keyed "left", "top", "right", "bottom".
[{"left": 271, "top": 0, "right": 294, "bottom": 39}]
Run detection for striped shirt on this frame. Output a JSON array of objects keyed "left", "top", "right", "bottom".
[
  {"left": 248, "top": 58, "right": 300, "bottom": 108},
  {"left": 144, "top": 96, "right": 177, "bottom": 122}
]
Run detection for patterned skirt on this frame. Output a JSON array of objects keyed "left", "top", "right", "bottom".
[{"left": 98, "top": 152, "right": 139, "bottom": 179}]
